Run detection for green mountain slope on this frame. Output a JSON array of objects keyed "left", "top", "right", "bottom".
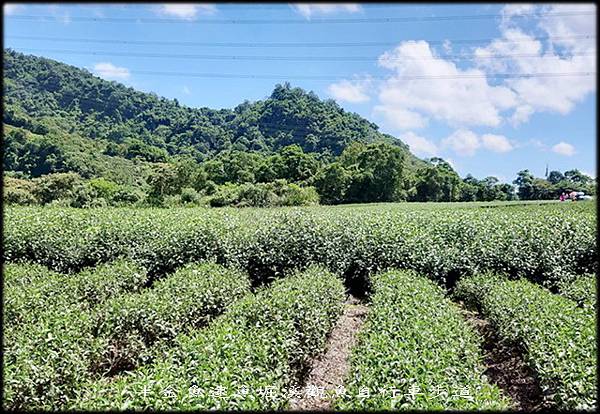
[{"left": 3, "top": 49, "right": 425, "bottom": 180}]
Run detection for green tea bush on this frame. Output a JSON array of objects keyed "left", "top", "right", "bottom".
[
  {"left": 3, "top": 202, "right": 595, "bottom": 287},
  {"left": 556, "top": 274, "right": 596, "bottom": 311},
  {"left": 3, "top": 262, "right": 58, "bottom": 298},
  {"left": 4, "top": 260, "right": 147, "bottom": 329},
  {"left": 75, "top": 265, "right": 346, "bottom": 410},
  {"left": 95, "top": 262, "right": 251, "bottom": 374},
  {"left": 4, "top": 304, "right": 103, "bottom": 410},
  {"left": 454, "top": 273, "right": 597, "bottom": 410},
  {"left": 335, "top": 269, "right": 509, "bottom": 410},
  {"left": 3, "top": 260, "right": 147, "bottom": 410}
]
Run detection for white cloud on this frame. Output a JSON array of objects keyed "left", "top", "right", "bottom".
[
  {"left": 481, "top": 134, "right": 514, "bottom": 153},
  {"left": 441, "top": 129, "right": 481, "bottom": 156},
  {"left": 509, "top": 104, "right": 535, "bottom": 126},
  {"left": 501, "top": 3, "right": 535, "bottom": 20},
  {"left": 366, "top": 6, "right": 595, "bottom": 134},
  {"left": 291, "top": 3, "right": 360, "bottom": 19},
  {"left": 476, "top": 4, "right": 596, "bottom": 121},
  {"left": 154, "top": 4, "right": 217, "bottom": 20},
  {"left": 442, "top": 39, "right": 452, "bottom": 54},
  {"left": 93, "top": 62, "right": 130, "bottom": 80},
  {"left": 316, "top": 4, "right": 595, "bottom": 147},
  {"left": 377, "top": 41, "right": 517, "bottom": 128},
  {"left": 4, "top": 3, "right": 24, "bottom": 15},
  {"left": 537, "top": 4, "right": 596, "bottom": 52},
  {"left": 182, "top": 86, "right": 191, "bottom": 95},
  {"left": 398, "top": 131, "right": 439, "bottom": 157},
  {"left": 551, "top": 141, "right": 576, "bottom": 156},
  {"left": 327, "top": 79, "right": 371, "bottom": 103},
  {"left": 440, "top": 130, "right": 516, "bottom": 156},
  {"left": 527, "top": 138, "right": 546, "bottom": 150},
  {"left": 373, "top": 106, "right": 428, "bottom": 130}
]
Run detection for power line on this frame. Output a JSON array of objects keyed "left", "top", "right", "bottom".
[
  {"left": 122, "top": 70, "right": 597, "bottom": 80},
  {"left": 4, "top": 67, "right": 595, "bottom": 83},
  {"left": 6, "top": 34, "right": 595, "bottom": 48},
  {"left": 126, "top": 4, "right": 463, "bottom": 11},
  {"left": 4, "top": 52, "right": 595, "bottom": 83},
  {"left": 12, "top": 47, "right": 596, "bottom": 62},
  {"left": 5, "top": 10, "right": 595, "bottom": 24},
  {"left": 10, "top": 48, "right": 596, "bottom": 62}
]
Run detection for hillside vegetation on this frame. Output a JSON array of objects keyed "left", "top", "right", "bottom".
[
  {"left": 3, "top": 50, "right": 594, "bottom": 207},
  {"left": 3, "top": 49, "right": 421, "bottom": 169}
]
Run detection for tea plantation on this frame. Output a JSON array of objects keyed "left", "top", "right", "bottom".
[{"left": 2, "top": 201, "right": 596, "bottom": 410}]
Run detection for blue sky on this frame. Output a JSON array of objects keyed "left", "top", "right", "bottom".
[{"left": 3, "top": 3, "right": 597, "bottom": 182}]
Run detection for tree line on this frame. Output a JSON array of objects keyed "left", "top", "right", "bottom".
[{"left": 5, "top": 140, "right": 593, "bottom": 207}]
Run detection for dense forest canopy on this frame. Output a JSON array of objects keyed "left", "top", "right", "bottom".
[
  {"left": 3, "top": 49, "right": 416, "bottom": 161},
  {"left": 2, "top": 49, "right": 595, "bottom": 207}
]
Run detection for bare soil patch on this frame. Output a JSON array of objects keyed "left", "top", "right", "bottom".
[{"left": 288, "top": 295, "right": 368, "bottom": 411}]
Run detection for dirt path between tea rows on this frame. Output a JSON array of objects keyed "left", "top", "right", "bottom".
[
  {"left": 288, "top": 295, "right": 368, "bottom": 411},
  {"left": 458, "top": 303, "right": 548, "bottom": 411}
]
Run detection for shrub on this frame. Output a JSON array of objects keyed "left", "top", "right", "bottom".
[
  {"left": 88, "top": 177, "right": 120, "bottom": 200},
  {"left": 75, "top": 265, "right": 345, "bottom": 410},
  {"left": 3, "top": 260, "right": 148, "bottom": 410},
  {"left": 335, "top": 269, "right": 508, "bottom": 410},
  {"left": 556, "top": 274, "right": 596, "bottom": 311},
  {"left": 208, "top": 182, "right": 240, "bottom": 207},
  {"left": 179, "top": 187, "right": 200, "bottom": 204},
  {"left": 4, "top": 260, "right": 147, "bottom": 329},
  {"left": 280, "top": 183, "right": 320, "bottom": 206},
  {"left": 47, "top": 197, "right": 74, "bottom": 207},
  {"left": 95, "top": 262, "right": 250, "bottom": 374},
  {"left": 33, "top": 172, "right": 84, "bottom": 204},
  {"left": 89, "top": 197, "right": 109, "bottom": 208},
  {"left": 236, "top": 182, "right": 279, "bottom": 207},
  {"left": 3, "top": 176, "right": 39, "bottom": 205},
  {"left": 69, "top": 182, "right": 98, "bottom": 208},
  {"left": 207, "top": 181, "right": 320, "bottom": 207},
  {"left": 111, "top": 185, "right": 144, "bottom": 205},
  {"left": 454, "top": 273, "right": 597, "bottom": 409},
  {"left": 4, "top": 304, "right": 103, "bottom": 410},
  {"left": 4, "top": 202, "right": 596, "bottom": 286}
]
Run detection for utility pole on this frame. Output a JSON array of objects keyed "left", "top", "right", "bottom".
[{"left": 545, "top": 163, "right": 548, "bottom": 178}]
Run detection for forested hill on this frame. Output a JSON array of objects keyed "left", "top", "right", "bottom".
[{"left": 3, "top": 49, "right": 424, "bottom": 175}]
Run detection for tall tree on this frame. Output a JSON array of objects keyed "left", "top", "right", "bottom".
[
  {"left": 415, "top": 158, "right": 461, "bottom": 202},
  {"left": 341, "top": 142, "right": 405, "bottom": 203},
  {"left": 564, "top": 169, "right": 591, "bottom": 184},
  {"left": 513, "top": 170, "right": 535, "bottom": 200},
  {"left": 547, "top": 170, "right": 565, "bottom": 185},
  {"left": 313, "top": 162, "right": 351, "bottom": 204}
]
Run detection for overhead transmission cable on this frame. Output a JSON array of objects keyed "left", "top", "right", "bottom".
[
  {"left": 6, "top": 34, "right": 595, "bottom": 48},
  {"left": 3, "top": 69, "right": 595, "bottom": 82},
  {"left": 100, "top": 70, "right": 598, "bottom": 80},
  {"left": 5, "top": 10, "right": 595, "bottom": 24},
  {"left": 11, "top": 47, "right": 597, "bottom": 62}
]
